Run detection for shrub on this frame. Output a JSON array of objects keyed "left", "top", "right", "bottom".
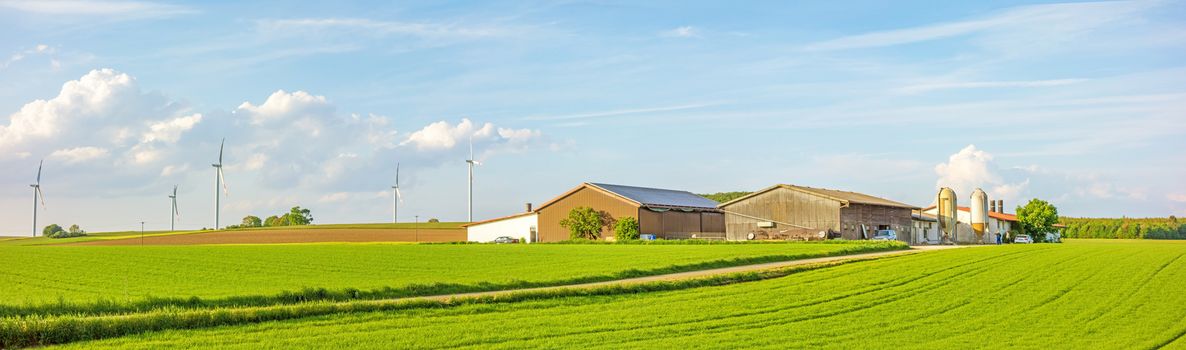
[
  {"left": 428, "top": 218, "right": 440, "bottom": 223},
  {"left": 614, "top": 217, "right": 640, "bottom": 240},
  {"left": 560, "top": 207, "right": 604, "bottom": 240},
  {"left": 42, "top": 224, "right": 86, "bottom": 239}
]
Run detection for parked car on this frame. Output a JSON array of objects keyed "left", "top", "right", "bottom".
[
  {"left": 872, "top": 229, "right": 897, "bottom": 241},
  {"left": 1014, "top": 235, "right": 1033, "bottom": 244},
  {"left": 493, "top": 236, "right": 519, "bottom": 244}
]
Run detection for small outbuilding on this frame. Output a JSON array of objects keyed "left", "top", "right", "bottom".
[
  {"left": 534, "top": 183, "right": 725, "bottom": 242},
  {"left": 463, "top": 209, "right": 538, "bottom": 243},
  {"left": 717, "top": 184, "right": 917, "bottom": 242}
]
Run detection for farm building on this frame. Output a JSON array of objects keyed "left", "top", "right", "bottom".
[
  {"left": 717, "top": 184, "right": 917, "bottom": 242},
  {"left": 921, "top": 204, "right": 1013, "bottom": 244},
  {"left": 912, "top": 212, "right": 939, "bottom": 244},
  {"left": 463, "top": 204, "right": 538, "bottom": 243},
  {"left": 533, "top": 183, "right": 725, "bottom": 242}
]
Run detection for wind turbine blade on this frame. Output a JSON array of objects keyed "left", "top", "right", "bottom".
[
  {"left": 36, "top": 159, "right": 43, "bottom": 184},
  {"left": 473, "top": 160, "right": 483, "bottom": 166},
  {"left": 468, "top": 136, "right": 474, "bottom": 161},
  {"left": 174, "top": 198, "right": 180, "bottom": 216},
  {"left": 36, "top": 187, "right": 46, "bottom": 210},
  {"left": 395, "top": 163, "right": 400, "bottom": 185},
  {"left": 173, "top": 184, "right": 178, "bottom": 196},
  {"left": 218, "top": 168, "right": 228, "bottom": 196},
  {"left": 218, "top": 138, "right": 225, "bottom": 164},
  {"left": 396, "top": 188, "right": 403, "bottom": 202}
]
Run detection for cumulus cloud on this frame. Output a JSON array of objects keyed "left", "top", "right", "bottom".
[
  {"left": 0, "top": 68, "right": 200, "bottom": 172},
  {"left": 934, "top": 145, "right": 1029, "bottom": 202},
  {"left": 142, "top": 113, "right": 202, "bottom": 143},
  {"left": 401, "top": 118, "right": 495, "bottom": 151},
  {"left": 234, "top": 90, "right": 331, "bottom": 125},
  {"left": 49, "top": 146, "right": 109, "bottom": 164}
]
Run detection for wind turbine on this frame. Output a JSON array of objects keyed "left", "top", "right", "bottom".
[
  {"left": 212, "top": 138, "right": 228, "bottom": 229},
  {"left": 390, "top": 162, "right": 402, "bottom": 223},
  {"left": 465, "top": 137, "right": 482, "bottom": 222},
  {"left": 29, "top": 160, "right": 46, "bottom": 237},
  {"left": 168, "top": 185, "right": 179, "bottom": 231}
]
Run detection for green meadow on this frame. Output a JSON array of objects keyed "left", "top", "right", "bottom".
[{"left": 43, "top": 240, "right": 1186, "bottom": 349}]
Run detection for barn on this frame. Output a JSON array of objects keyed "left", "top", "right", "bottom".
[
  {"left": 717, "top": 184, "right": 917, "bottom": 242},
  {"left": 534, "top": 183, "right": 725, "bottom": 242},
  {"left": 463, "top": 209, "right": 538, "bottom": 243}
]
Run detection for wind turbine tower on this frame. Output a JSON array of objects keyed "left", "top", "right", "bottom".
[
  {"left": 29, "top": 160, "right": 46, "bottom": 237},
  {"left": 465, "top": 138, "right": 482, "bottom": 222},
  {"left": 168, "top": 185, "right": 180, "bottom": 231},
  {"left": 391, "top": 163, "right": 402, "bottom": 223},
  {"left": 212, "top": 139, "right": 228, "bottom": 229}
]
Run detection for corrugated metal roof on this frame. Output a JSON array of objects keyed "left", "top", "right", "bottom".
[
  {"left": 782, "top": 184, "right": 918, "bottom": 209},
  {"left": 588, "top": 183, "right": 719, "bottom": 209}
]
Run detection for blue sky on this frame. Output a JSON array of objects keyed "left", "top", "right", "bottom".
[{"left": 1, "top": 0, "right": 1184, "bottom": 235}]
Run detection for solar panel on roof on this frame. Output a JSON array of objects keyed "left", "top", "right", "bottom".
[{"left": 589, "top": 183, "right": 719, "bottom": 209}]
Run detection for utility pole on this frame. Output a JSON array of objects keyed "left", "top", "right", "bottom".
[
  {"left": 415, "top": 215, "right": 420, "bottom": 242},
  {"left": 140, "top": 221, "right": 145, "bottom": 246}
]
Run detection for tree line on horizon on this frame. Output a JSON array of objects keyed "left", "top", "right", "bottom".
[
  {"left": 225, "top": 206, "right": 314, "bottom": 230},
  {"left": 1059, "top": 216, "right": 1185, "bottom": 240}
]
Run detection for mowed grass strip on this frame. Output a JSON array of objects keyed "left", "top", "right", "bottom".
[
  {"left": 0, "top": 241, "right": 902, "bottom": 317},
  {"left": 52, "top": 240, "right": 1186, "bottom": 349}
]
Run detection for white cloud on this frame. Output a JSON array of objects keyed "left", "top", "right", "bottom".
[
  {"left": 142, "top": 113, "right": 202, "bottom": 143},
  {"left": 662, "top": 26, "right": 699, "bottom": 38},
  {"left": 49, "top": 146, "right": 108, "bottom": 164},
  {"left": 243, "top": 153, "right": 267, "bottom": 171},
  {"left": 1169, "top": 194, "right": 1186, "bottom": 203},
  {"left": 160, "top": 163, "right": 189, "bottom": 176},
  {"left": 0, "top": 0, "right": 195, "bottom": 17},
  {"left": 234, "top": 90, "right": 331, "bottom": 125},
  {"left": 934, "top": 144, "right": 1029, "bottom": 202},
  {"left": 401, "top": 118, "right": 494, "bottom": 151}
]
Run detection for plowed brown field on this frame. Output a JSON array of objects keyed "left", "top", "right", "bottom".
[{"left": 67, "top": 228, "right": 466, "bottom": 246}]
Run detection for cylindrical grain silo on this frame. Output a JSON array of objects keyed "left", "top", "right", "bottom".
[
  {"left": 937, "top": 187, "right": 957, "bottom": 243},
  {"left": 970, "top": 188, "right": 989, "bottom": 239}
]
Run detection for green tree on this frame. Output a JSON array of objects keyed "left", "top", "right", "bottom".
[
  {"left": 698, "top": 191, "right": 752, "bottom": 203},
  {"left": 1016, "top": 199, "right": 1059, "bottom": 243},
  {"left": 42, "top": 224, "right": 64, "bottom": 237},
  {"left": 614, "top": 216, "right": 640, "bottom": 240},
  {"left": 67, "top": 224, "right": 84, "bottom": 235},
  {"left": 284, "top": 206, "right": 313, "bottom": 226},
  {"left": 428, "top": 218, "right": 440, "bottom": 223},
  {"left": 560, "top": 206, "right": 605, "bottom": 240},
  {"left": 241, "top": 215, "right": 262, "bottom": 228},
  {"left": 264, "top": 215, "right": 281, "bottom": 227}
]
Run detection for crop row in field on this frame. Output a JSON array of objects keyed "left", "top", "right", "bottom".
[
  {"left": 53, "top": 240, "right": 1186, "bottom": 349},
  {"left": 0, "top": 241, "right": 903, "bottom": 317}
]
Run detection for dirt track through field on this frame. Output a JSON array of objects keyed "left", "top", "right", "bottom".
[
  {"left": 417, "top": 245, "right": 971, "bottom": 302},
  {"left": 66, "top": 228, "right": 466, "bottom": 246}
]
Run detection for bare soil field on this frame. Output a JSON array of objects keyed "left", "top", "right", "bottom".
[{"left": 67, "top": 228, "right": 466, "bottom": 246}]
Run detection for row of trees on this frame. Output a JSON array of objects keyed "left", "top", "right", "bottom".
[
  {"left": 229, "top": 206, "right": 314, "bottom": 229},
  {"left": 698, "top": 191, "right": 751, "bottom": 203},
  {"left": 1059, "top": 216, "right": 1185, "bottom": 239},
  {"left": 42, "top": 224, "right": 86, "bottom": 239},
  {"left": 559, "top": 206, "right": 639, "bottom": 240}
]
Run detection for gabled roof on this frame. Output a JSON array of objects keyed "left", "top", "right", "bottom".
[
  {"left": 534, "top": 182, "right": 720, "bottom": 212},
  {"left": 461, "top": 211, "right": 536, "bottom": 227},
  {"left": 719, "top": 184, "right": 918, "bottom": 209},
  {"left": 588, "top": 183, "right": 720, "bottom": 210}
]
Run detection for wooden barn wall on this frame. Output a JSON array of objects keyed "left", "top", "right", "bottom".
[
  {"left": 536, "top": 187, "right": 638, "bottom": 242},
  {"left": 639, "top": 209, "right": 726, "bottom": 239},
  {"left": 838, "top": 204, "right": 913, "bottom": 241},
  {"left": 721, "top": 187, "right": 841, "bottom": 241}
]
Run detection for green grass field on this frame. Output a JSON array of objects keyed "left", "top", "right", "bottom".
[
  {"left": 0, "top": 241, "right": 898, "bottom": 317},
  {"left": 0, "top": 222, "right": 465, "bottom": 246},
  {"left": 49, "top": 240, "right": 1186, "bottom": 349}
]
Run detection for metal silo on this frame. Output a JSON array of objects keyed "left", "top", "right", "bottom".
[
  {"left": 970, "top": 188, "right": 989, "bottom": 239},
  {"left": 937, "top": 187, "right": 957, "bottom": 243}
]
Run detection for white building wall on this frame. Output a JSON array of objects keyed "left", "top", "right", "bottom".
[
  {"left": 466, "top": 214, "right": 539, "bottom": 243},
  {"left": 922, "top": 208, "right": 1011, "bottom": 244}
]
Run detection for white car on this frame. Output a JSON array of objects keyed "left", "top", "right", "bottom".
[
  {"left": 1014, "top": 235, "right": 1033, "bottom": 244},
  {"left": 872, "top": 229, "right": 897, "bottom": 241}
]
